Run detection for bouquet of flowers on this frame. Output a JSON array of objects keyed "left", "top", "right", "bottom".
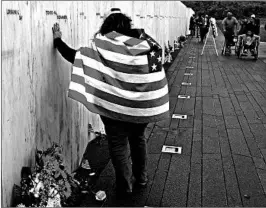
[
  {"left": 174, "top": 40, "right": 179, "bottom": 50},
  {"left": 15, "top": 143, "right": 81, "bottom": 207},
  {"left": 164, "top": 45, "right": 172, "bottom": 64},
  {"left": 178, "top": 35, "right": 187, "bottom": 48}
]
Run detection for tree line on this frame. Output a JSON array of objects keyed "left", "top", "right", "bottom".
[{"left": 182, "top": 1, "right": 266, "bottom": 20}]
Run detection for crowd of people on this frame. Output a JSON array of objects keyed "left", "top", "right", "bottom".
[
  {"left": 189, "top": 12, "right": 263, "bottom": 55},
  {"left": 189, "top": 13, "right": 211, "bottom": 43},
  {"left": 222, "top": 12, "right": 261, "bottom": 55}
]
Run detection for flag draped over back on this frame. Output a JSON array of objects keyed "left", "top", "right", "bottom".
[{"left": 68, "top": 29, "right": 169, "bottom": 123}]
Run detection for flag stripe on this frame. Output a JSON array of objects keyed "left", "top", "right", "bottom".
[
  {"left": 124, "top": 37, "right": 145, "bottom": 46},
  {"left": 75, "top": 52, "right": 166, "bottom": 83},
  {"left": 106, "top": 33, "right": 131, "bottom": 42},
  {"left": 71, "top": 67, "right": 167, "bottom": 92},
  {"left": 70, "top": 76, "right": 169, "bottom": 108},
  {"left": 105, "top": 32, "right": 145, "bottom": 46},
  {"left": 69, "top": 75, "right": 168, "bottom": 101},
  {"left": 104, "top": 31, "right": 124, "bottom": 40},
  {"left": 92, "top": 42, "right": 148, "bottom": 66},
  {"left": 95, "top": 39, "right": 149, "bottom": 56},
  {"left": 69, "top": 89, "right": 170, "bottom": 123},
  {"left": 69, "top": 31, "right": 170, "bottom": 123},
  {"left": 68, "top": 84, "right": 169, "bottom": 116},
  {"left": 95, "top": 35, "right": 150, "bottom": 54},
  {"left": 79, "top": 48, "right": 150, "bottom": 74}
]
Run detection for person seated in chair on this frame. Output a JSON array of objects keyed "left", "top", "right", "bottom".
[{"left": 238, "top": 30, "right": 260, "bottom": 55}]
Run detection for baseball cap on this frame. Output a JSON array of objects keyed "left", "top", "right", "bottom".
[{"left": 251, "top": 14, "right": 255, "bottom": 18}]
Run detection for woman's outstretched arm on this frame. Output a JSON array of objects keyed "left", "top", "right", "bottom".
[{"left": 52, "top": 23, "right": 77, "bottom": 64}]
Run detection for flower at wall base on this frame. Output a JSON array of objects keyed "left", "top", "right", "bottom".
[
  {"left": 46, "top": 194, "right": 61, "bottom": 207},
  {"left": 95, "top": 190, "right": 106, "bottom": 201},
  {"left": 29, "top": 180, "right": 44, "bottom": 198},
  {"left": 49, "top": 187, "right": 59, "bottom": 198},
  {"left": 16, "top": 204, "right": 26, "bottom": 207}
]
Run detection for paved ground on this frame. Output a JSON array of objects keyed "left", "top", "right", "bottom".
[
  {"left": 82, "top": 30, "right": 266, "bottom": 207},
  {"left": 259, "top": 42, "right": 266, "bottom": 63}
]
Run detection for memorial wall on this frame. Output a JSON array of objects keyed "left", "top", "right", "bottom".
[{"left": 1, "top": 1, "right": 194, "bottom": 206}]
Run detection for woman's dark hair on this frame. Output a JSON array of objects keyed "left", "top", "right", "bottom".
[{"left": 95, "top": 12, "right": 132, "bottom": 37}]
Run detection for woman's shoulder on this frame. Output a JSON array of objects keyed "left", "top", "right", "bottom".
[{"left": 127, "top": 29, "right": 144, "bottom": 38}]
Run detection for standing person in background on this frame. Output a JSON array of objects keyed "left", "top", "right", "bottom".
[
  {"left": 195, "top": 14, "right": 200, "bottom": 38},
  {"left": 52, "top": 8, "right": 169, "bottom": 198},
  {"left": 189, "top": 14, "right": 196, "bottom": 37},
  {"left": 199, "top": 14, "right": 210, "bottom": 43},
  {"left": 209, "top": 16, "right": 218, "bottom": 38},
  {"left": 239, "top": 18, "right": 248, "bottom": 35},
  {"left": 222, "top": 12, "right": 239, "bottom": 53},
  {"left": 249, "top": 14, "right": 260, "bottom": 35},
  {"left": 245, "top": 14, "right": 260, "bottom": 36}
]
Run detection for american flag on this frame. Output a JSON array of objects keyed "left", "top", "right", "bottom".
[{"left": 68, "top": 29, "right": 169, "bottom": 123}]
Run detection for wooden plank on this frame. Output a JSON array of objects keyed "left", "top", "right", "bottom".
[
  {"left": 202, "top": 154, "right": 227, "bottom": 207},
  {"left": 224, "top": 115, "right": 241, "bottom": 129},
  {"left": 249, "top": 124, "right": 266, "bottom": 149},
  {"left": 161, "top": 155, "right": 190, "bottom": 207},
  {"left": 202, "top": 97, "right": 216, "bottom": 115},
  {"left": 222, "top": 156, "right": 243, "bottom": 207},
  {"left": 130, "top": 153, "right": 161, "bottom": 207},
  {"left": 227, "top": 129, "right": 250, "bottom": 157},
  {"left": 148, "top": 132, "right": 168, "bottom": 154},
  {"left": 233, "top": 155, "right": 266, "bottom": 207},
  {"left": 220, "top": 97, "right": 236, "bottom": 116},
  {"left": 146, "top": 154, "right": 171, "bottom": 207}
]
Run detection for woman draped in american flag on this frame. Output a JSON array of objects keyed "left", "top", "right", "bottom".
[{"left": 52, "top": 8, "right": 169, "bottom": 198}]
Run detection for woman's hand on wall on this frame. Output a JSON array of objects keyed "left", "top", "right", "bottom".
[{"left": 52, "top": 23, "right": 62, "bottom": 39}]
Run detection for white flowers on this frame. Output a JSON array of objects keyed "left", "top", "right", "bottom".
[
  {"left": 46, "top": 193, "right": 61, "bottom": 207},
  {"left": 95, "top": 190, "right": 106, "bottom": 201},
  {"left": 28, "top": 174, "right": 62, "bottom": 207},
  {"left": 29, "top": 174, "right": 44, "bottom": 198},
  {"left": 16, "top": 203, "right": 26, "bottom": 207}
]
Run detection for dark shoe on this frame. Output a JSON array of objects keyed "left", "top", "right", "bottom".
[
  {"left": 250, "top": 49, "right": 256, "bottom": 55},
  {"left": 134, "top": 179, "right": 148, "bottom": 189},
  {"left": 116, "top": 188, "right": 133, "bottom": 199},
  {"left": 136, "top": 181, "right": 148, "bottom": 187}
]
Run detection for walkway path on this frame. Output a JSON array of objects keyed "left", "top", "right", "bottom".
[{"left": 83, "top": 30, "right": 266, "bottom": 207}]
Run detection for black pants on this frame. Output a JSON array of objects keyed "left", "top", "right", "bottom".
[
  {"left": 101, "top": 116, "right": 148, "bottom": 192},
  {"left": 190, "top": 28, "right": 195, "bottom": 37},
  {"left": 224, "top": 30, "right": 235, "bottom": 47},
  {"left": 200, "top": 26, "right": 208, "bottom": 42},
  {"left": 244, "top": 42, "right": 256, "bottom": 51},
  {"left": 195, "top": 26, "right": 200, "bottom": 37}
]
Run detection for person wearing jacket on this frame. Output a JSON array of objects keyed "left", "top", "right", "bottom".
[
  {"left": 189, "top": 14, "right": 196, "bottom": 37},
  {"left": 248, "top": 14, "right": 260, "bottom": 35},
  {"left": 198, "top": 14, "right": 210, "bottom": 43}
]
